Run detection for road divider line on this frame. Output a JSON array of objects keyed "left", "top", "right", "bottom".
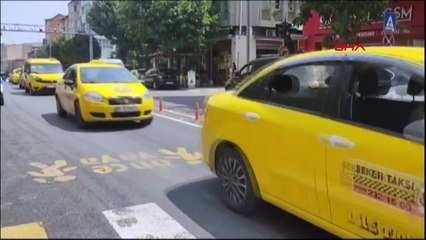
[
  {"left": 103, "top": 202, "right": 196, "bottom": 239},
  {"left": 0, "top": 222, "right": 48, "bottom": 239},
  {"left": 154, "top": 113, "right": 202, "bottom": 128}
]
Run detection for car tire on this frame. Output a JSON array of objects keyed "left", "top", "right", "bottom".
[
  {"left": 74, "top": 101, "right": 88, "bottom": 129},
  {"left": 56, "top": 96, "right": 67, "bottom": 118},
  {"left": 215, "top": 145, "right": 261, "bottom": 215},
  {"left": 137, "top": 117, "right": 153, "bottom": 128}
]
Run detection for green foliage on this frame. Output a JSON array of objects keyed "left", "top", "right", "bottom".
[
  {"left": 36, "top": 46, "right": 49, "bottom": 58},
  {"left": 145, "top": 0, "right": 220, "bottom": 55},
  {"left": 51, "top": 35, "right": 101, "bottom": 69},
  {"left": 87, "top": 1, "right": 132, "bottom": 60},
  {"left": 294, "top": 0, "right": 388, "bottom": 43}
]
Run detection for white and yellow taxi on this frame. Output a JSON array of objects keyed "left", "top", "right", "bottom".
[
  {"left": 202, "top": 47, "right": 424, "bottom": 238},
  {"left": 55, "top": 62, "right": 154, "bottom": 128},
  {"left": 22, "top": 58, "right": 64, "bottom": 95}
]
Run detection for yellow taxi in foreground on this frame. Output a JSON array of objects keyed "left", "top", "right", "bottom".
[
  {"left": 55, "top": 62, "right": 154, "bottom": 128},
  {"left": 10, "top": 67, "right": 23, "bottom": 84},
  {"left": 202, "top": 47, "right": 424, "bottom": 239},
  {"left": 22, "top": 58, "right": 64, "bottom": 95}
]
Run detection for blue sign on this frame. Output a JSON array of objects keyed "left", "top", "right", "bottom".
[{"left": 384, "top": 11, "right": 397, "bottom": 33}]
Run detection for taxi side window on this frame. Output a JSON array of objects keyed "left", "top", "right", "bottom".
[
  {"left": 267, "top": 64, "right": 338, "bottom": 113},
  {"left": 239, "top": 63, "right": 339, "bottom": 114},
  {"left": 344, "top": 63, "right": 424, "bottom": 138}
]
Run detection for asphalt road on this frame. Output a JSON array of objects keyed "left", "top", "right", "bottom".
[{"left": 1, "top": 83, "right": 336, "bottom": 239}]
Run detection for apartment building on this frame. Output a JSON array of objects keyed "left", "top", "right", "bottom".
[
  {"left": 67, "top": 0, "right": 115, "bottom": 58},
  {"left": 45, "top": 14, "right": 66, "bottom": 44},
  {"left": 209, "top": 0, "right": 302, "bottom": 85}
]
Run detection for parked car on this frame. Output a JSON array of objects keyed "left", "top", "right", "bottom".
[
  {"left": 141, "top": 68, "right": 179, "bottom": 89},
  {"left": 130, "top": 68, "right": 148, "bottom": 82},
  {"left": 202, "top": 47, "right": 424, "bottom": 239},
  {"left": 225, "top": 55, "right": 282, "bottom": 91}
]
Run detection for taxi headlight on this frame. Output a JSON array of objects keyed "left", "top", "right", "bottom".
[
  {"left": 143, "top": 91, "right": 152, "bottom": 101},
  {"left": 84, "top": 92, "right": 104, "bottom": 103}
]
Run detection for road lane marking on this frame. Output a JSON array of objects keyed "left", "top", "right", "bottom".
[
  {"left": 154, "top": 113, "right": 201, "bottom": 128},
  {"left": 103, "top": 202, "right": 195, "bottom": 239},
  {"left": 0, "top": 222, "right": 48, "bottom": 239}
]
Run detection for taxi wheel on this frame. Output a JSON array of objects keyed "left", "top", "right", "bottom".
[
  {"left": 216, "top": 145, "right": 261, "bottom": 215},
  {"left": 55, "top": 96, "right": 67, "bottom": 118},
  {"left": 74, "top": 102, "right": 88, "bottom": 129}
]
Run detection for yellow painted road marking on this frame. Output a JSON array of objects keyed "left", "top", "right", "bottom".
[{"left": 1, "top": 222, "right": 48, "bottom": 239}]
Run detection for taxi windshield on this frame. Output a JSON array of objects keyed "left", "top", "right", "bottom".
[
  {"left": 31, "top": 64, "right": 63, "bottom": 74},
  {"left": 80, "top": 67, "right": 138, "bottom": 84}
]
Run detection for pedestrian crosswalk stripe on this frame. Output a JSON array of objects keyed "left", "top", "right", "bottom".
[
  {"left": 103, "top": 202, "right": 195, "bottom": 239},
  {"left": 1, "top": 222, "right": 48, "bottom": 239}
]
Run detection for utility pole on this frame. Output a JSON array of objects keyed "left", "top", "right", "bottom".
[
  {"left": 49, "top": 44, "right": 52, "bottom": 57},
  {"left": 246, "top": 1, "right": 250, "bottom": 63},
  {"left": 89, "top": 35, "right": 93, "bottom": 60}
]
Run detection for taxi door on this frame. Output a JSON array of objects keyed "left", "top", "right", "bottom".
[
  {"left": 324, "top": 57, "right": 424, "bottom": 238},
  {"left": 58, "top": 67, "right": 77, "bottom": 113}
]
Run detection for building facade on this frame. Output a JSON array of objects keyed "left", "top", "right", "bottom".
[
  {"left": 208, "top": 0, "right": 302, "bottom": 85},
  {"left": 300, "top": 0, "right": 424, "bottom": 51},
  {"left": 45, "top": 14, "right": 66, "bottom": 44},
  {"left": 67, "top": 0, "right": 115, "bottom": 59}
]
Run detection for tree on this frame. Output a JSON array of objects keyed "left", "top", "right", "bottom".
[
  {"left": 87, "top": 1, "right": 132, "bottom": 60},
  {"left": 51, "top": 35, "right": 101, "bottom": 69},
  {"left": 293, "top": 1, "right": 388, "bottom": 43},
  {"left": 146, "top": 0, "right": 220, "bottom": 56}
]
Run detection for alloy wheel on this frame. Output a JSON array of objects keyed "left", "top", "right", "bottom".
[{"left": 217, "top": 156, "right": 248, "bottom": 204}]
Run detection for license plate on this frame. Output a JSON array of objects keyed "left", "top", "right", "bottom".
[
  {"left": 47, "top": 85, "right": 55, "bottom": 88},
  {"left": 166, "top": 82, "right": 174, "bottom": 84},
  {"left": 114, "top": 106, "right": 138, "bottom": 112}
]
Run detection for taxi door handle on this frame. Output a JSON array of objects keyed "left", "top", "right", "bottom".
[
  {"left": 245, "top": 112, "right": 260, "bottom": 122},
  {"left": 321, "top": 134, "right": 355, "bottom": 150}
]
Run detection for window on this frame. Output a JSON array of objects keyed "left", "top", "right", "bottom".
[
  {"left": 239, "top": 63, "right": 340, "bottom": 114},
  {"left": 240, "top": 63, "right": 252, "bottom": 76},
  {"left": 80, "top": 67, "right": 138, "bottom": 83},
  {"left": 343, "top": 62, "right": 424, "bottom": 136},
  {"left": 31, "top": 64, "right": 63, "bottom": 74}
]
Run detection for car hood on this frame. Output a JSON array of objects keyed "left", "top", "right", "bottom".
[
  {"left": 80, "top": 83, "right": 148, "bottom": 98},
  {"left": 32, "top": 73, "right": 64, "bottom": 81}
]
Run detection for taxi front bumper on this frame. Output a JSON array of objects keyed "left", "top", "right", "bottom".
[
  {"left": 80, "top": 98, "right": 155, "bottom": 122},
  {"left": 30, "top": 80, "right": 57, "bottom": 91}
]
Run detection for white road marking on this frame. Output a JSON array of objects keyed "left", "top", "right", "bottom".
[
  {"left": 154, "top": 113, "right": 202, "bottom": 128},
  {"left": 103, "top": 203, "right": 196, "bottom": 239},
  {"left": 154, "top": 108, "right": 195, "bottom": 118}
]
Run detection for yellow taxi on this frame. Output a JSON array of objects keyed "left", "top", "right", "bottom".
[
  {"left": 202, "top": 47, "right": 424, "bottom": 239},
  {"left": 22, "top": 58, "right": 64, "bottom": 95},
  {"left": 55, "top": 62, "right": 154, "bottom": 128},
  {"left": 10, "top": 67, "right": 23, "bottom": 84}
]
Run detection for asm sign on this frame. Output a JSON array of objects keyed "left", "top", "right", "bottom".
[{"left": 334, "top": 43, "right": 366, "bottom": 51}]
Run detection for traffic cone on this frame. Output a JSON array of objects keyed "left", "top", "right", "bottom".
[
  {"left": 195, "top": 103, "right": 200, "bottom": 121},
  {"left": 159, "top": 97, "right": 164, "bottom": 112}
]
